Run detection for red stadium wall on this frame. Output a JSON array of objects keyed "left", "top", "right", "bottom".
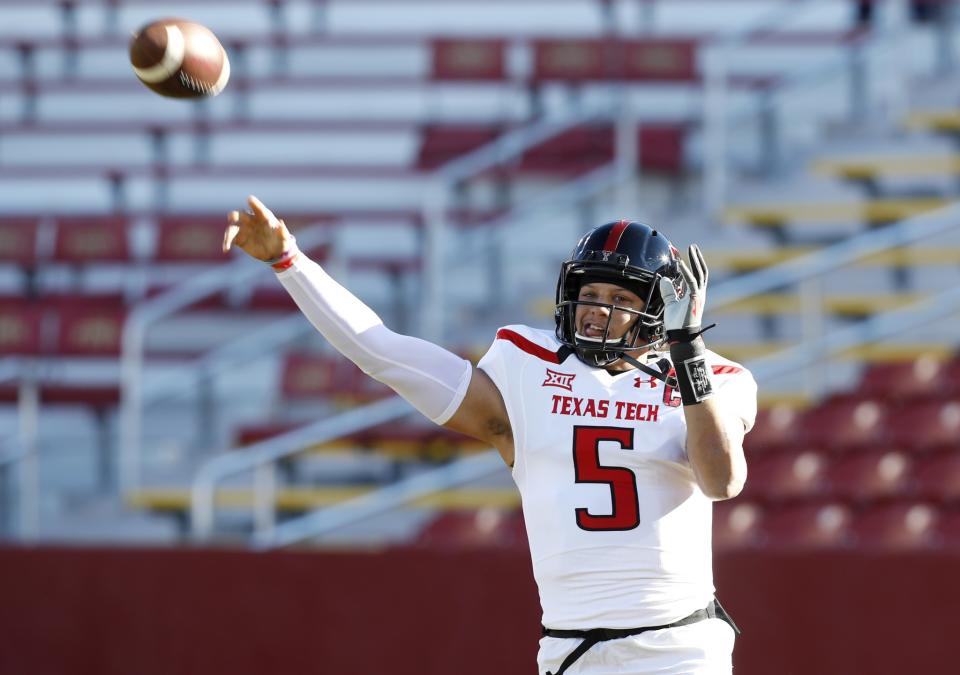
[{"left": 0, "top": 546, "right": 956, "bottom": 675}]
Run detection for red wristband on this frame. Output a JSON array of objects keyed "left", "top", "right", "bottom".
[
  {"left": 270, "top": 249, "right": 299, "bottom": 272},
  {"left": 266, "top": 235, "right": 299, "bottom": 272}
]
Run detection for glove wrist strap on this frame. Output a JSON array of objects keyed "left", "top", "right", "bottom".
[
  {"left": 669, "top": 336, "right": 715, "bottom": 406},
  {"left": 665, "top": 323, "right": 715, "bottom": 345}
]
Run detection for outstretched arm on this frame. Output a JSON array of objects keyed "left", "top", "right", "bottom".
[{"left": 224, "top": 196, "right": 514, "bottom": 465}]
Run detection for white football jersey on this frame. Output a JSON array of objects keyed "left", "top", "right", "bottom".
[{"left": 478, "top": 325, "right": 757, "bottom": 630}]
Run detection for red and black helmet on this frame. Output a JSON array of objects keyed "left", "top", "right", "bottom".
[{"left": 555, "top": 220, "right": 681, "bottom": 367}]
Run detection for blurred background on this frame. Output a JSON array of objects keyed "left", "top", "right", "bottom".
[{"left": 1, "top": 0, "right": 960, "bottom": 673}]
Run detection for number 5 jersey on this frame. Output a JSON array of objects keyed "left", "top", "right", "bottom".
[{"left": 477, "top": 325, "right": 758, "bottom": 630}]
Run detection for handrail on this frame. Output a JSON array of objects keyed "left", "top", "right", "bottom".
[
  {"left": 420, "top": 104, "right": 618, "bottom": 342},
  {"left": 484, "top": 164, "right": 619, "bottom": 243},
  {"left": 434, "top": 111, "right": 610, "bottom": 184},
  {"left": 710, "top": 200, "right": 960, "bottom": 309},
  {"left": 251, "top": 450, "right": 506, "bottom": 550},
  {"left": 703, "top": 0, "right": 828, "bottom": 213},
  {"left": 117, "top": 224, "right": 331, "bottom": 493},
  {"left": 468, "top": 171, "right": 960, "bottom": 325},
  {"left": 703, "top": 0, "right": 914, "bottom": 214},
  {"left": 748, "top": 283, "right": 960, "bottom": 383},
  {"left": 190, "top": 396, "right": 413, "bottom": 540},
  {"left": 0, "top": 367, "right": 40, "bottom": 540},
  {"left": 0, "top": 439, "right": 26, "bottom": 538},
  {"left": 140, "top": 314, "right": 312, "bottom": 405}
]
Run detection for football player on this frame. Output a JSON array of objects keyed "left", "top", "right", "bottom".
[{"left": 225, "top": 197, "right": 755, "bottom": 675}]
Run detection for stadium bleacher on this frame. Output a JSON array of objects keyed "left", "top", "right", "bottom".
[
  {"left": 0, "top": 0, "right": 957, "bottom": 554},
  {"left": 5, "top": 4, "right": 960, "bottom": 675}
]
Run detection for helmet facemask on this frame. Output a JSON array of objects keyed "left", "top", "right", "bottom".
[{"left": 555, "top": 255, "right": 674, "bottom": 367}]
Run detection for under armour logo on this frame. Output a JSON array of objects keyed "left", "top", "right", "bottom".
[
  {"left": 542, "top": 368, "right": 576, "bottom": 391},
  {"left": 634, "top": 376, "right": 658, "bottom": 389},
  {"left": 601, "top": 251, "right": 611, "bottom": 262}
]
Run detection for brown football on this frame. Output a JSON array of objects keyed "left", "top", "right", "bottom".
[{"left": 129, "top": 18, "right": 230, "bottom": 98}]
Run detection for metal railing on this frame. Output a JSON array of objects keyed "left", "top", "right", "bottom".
[
  {"left": 117, "top": 225, "right": 332, "bottom": 494},
  {"left": 703, "top": 0, "right": 926, "bottom": 215},
  {"left": 251, "top": 450, "right": 507, "bottom": 550},
  {"left": 190, "top": 396, "right": 414, "bottom": 540},
  {"left": 0, "top": 359, "right": 39, "bottom": 540},
  {"left": 419, "top": 104, "right": 628, "bottom": 342},
  {"left": 748, "top": 282, "right": 960, "bottom": 383},
  {"left": 710, "top": 202, "right": 960, "bottom": 308},
  {"left": 706, "top": 200, "right": 960, "bottom": 395}
]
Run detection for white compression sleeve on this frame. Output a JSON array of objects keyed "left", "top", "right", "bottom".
[{"left": 276, "top": 253, "right": 472, "bottom": 425}]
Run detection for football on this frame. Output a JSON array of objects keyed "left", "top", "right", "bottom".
[{"left": 129, "top": 18, "right": 230, "bottom": 98}]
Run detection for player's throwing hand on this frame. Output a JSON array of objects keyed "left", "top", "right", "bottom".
[{"left": 223, "top": 195, "right": 295, "bottom": 261}]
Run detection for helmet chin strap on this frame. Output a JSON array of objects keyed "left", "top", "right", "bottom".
[{"left": 616, "top": 351, "right": 679, "bottom": 389}]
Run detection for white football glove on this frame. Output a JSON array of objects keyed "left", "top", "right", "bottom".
[
  {"left": 660, "top": 244, "right": 714, "bottom": 405},
  {"left": 659, "top": 244, "right": 708, "bottom": 338}
]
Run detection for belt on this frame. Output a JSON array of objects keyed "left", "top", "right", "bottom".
[{"left": 541, "top": 598, "right": 740, "bottom": 675}]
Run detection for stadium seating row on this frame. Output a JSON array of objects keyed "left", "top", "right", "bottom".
[
  {"left": 9, "top": 0, "right": 872, "bottom": 39},
  {"left": 415, "top": 499, "right": 960, "bottom": 552},
  {"left": 749, "top": 397, "right": 960, "bottom": 455},
  {"left": 0, "top": 123, "right": 690, "bottom": 179},
  {"left": 712, "top": 499, "right": 960, "bottom": 552},
  {"left": 0, "top": 214, "right": 302, "bottom": 265},
  {"left": 723, "top": 197, "right": 950, "bottom": 243},
  {"left": 128, "top": 493, "right": 960, "bottom": 552},
  {"left": 128, "top": 489, "right": 960, "bottom": 552},
  {"left": 3, "top": 298, "right": 954, "bottom": 418},
  {"left": 0, "top": 302, "right": 127, "bottom": 356},
  {"left": 739, "top": 448, "right": 960, "bottom": 504},
  {"left": 4, "top": 36, "right": 706, "bottom": 82},
  {"left": 223, "top": 351, "right": 960, "bottom": 460}
]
